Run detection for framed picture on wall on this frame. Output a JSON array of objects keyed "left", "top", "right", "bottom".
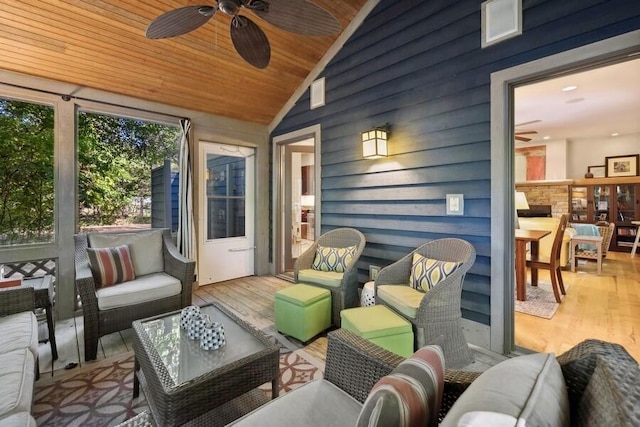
[
  {"left": 605, "top": 154, "right": 639, "bottom": 177},
  {"left": 588, "top": 165, "right": 606, "bottom": 178}
]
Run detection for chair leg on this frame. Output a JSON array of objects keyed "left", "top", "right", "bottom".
[
  {"left": 549, "top": 268, "right": 562, "bottom": 303},
  {"left": 531, "top": 267, "right": 539, "bottom": 286},
  {"left": 557, "top": 267, "right": 566, "bottom": 295},
  {"left": 84, "top": 334, "right": 99, "bottom": 361}
]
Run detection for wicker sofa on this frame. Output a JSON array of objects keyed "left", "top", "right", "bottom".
[
  {"left": 228, "top": 329, "right": 639, "bottom": 426},
  {"left": 0, "top": 287, "right": 38, "bottom": 427},
  {"left": 75, "top": 228, "right": 195, "bottom": 360}
]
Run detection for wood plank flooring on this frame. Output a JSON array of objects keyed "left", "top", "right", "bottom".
[
  {"left": 39, "top": 251, "right": 638, "bottom": 377},
  {"left": 516, "top": 250, "right": 639, "bottom": 361}
]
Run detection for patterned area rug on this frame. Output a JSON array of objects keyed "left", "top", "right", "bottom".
[
  {"left": 514, "top": 280, "right": 568, "bottom": 319},
  {"left": 33, "top": 349, "right": 322, "bottom": 426}
]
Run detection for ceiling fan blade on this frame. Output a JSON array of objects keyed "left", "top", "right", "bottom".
[
  {"left": 515, "top": 120, "right": 542, "bottom": 127},
  {"left": 515, "top": 131, "right": 538, "bottom": 135},
  {"left": 515, "top": 136, "right": 532, "bottom": 142},
  {"left": 146, "top": 6, "right": 216, "bottom": 39},
  {"left": 231, "top": 16, "right": 271, "bottom": 69},
  {"left": 252, "top": 0, "right": 341, "bottom": 37}
]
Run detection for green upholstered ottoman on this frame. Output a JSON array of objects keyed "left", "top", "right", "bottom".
[
  {"left": 274, "top": 284, "right": 331, "bottom": 343},
  {"left": 340, "top": 305, "right": 414, "bottom": 357}
]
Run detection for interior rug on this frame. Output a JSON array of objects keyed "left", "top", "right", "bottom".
[
  {"left": 514, "top": 281, "right": 569, "bottom": 319},
  {"left": 33, "top": 349, "right": 322, "bottom": 427}
]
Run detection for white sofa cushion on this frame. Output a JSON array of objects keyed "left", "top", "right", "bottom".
[
  {"left": 0, "top": 349, "right": 35, "bottom": 419},
  {"left": 0, "top": 412, "right": 36, "bottom": 427},
  {"left": 228, "top": 380, "right": 362, "bottom": 426},
  {"left": 88, "top": 229, "right": 164, "bottom": 276},
  {"left": 96, "top": 272, "right": 181, "bottom": 310},
  {"left": 440, "top": 352, "right": 569, "bottom": 427},
  {"left": 0, "top": 312, "right": 38, "bottom": 360}
]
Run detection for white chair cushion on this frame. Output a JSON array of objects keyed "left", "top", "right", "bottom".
[
  {"left": 0, "top": 349, "right": 35, "bottom": 419},
  {"left": 89, "top": 229, "right": 164, "bottom": 276},
  {"left": 96, "top": 272, "right": 181, "bottom": 310},
  {"left": 0, "top": 312, "right": 38, "bottom": 360}
]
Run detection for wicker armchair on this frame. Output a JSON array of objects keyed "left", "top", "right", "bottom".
[
  {"left": 75, "top": 228, "right": 195, "bottom": 361},
  {"left": 294, "top": 228, "right": 366, "bottom": 327},
  {"left": 374, "top": 238, "right": 476, "bottom": 368}
]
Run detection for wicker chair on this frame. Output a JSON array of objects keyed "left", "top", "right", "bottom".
[
  {"left": 75, "top": 228, "right": 195, "bottom": 361},
  {"left": 294, "top": 228, "right": 366, "bottom": 327},
  {"left": 573, "top": 222, "right": 615, "bottom": 269},
  {"left": 374, "top": 238, "right": 476, "bottom": 368}
]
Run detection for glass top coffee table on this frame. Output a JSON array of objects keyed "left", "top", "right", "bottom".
[{"left": 132, "top": 302, "right": 280, "bottom": 426}]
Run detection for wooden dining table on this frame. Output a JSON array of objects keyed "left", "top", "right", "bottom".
[{"left": 514, "top": 229, "right": 551, "bottom": 301}]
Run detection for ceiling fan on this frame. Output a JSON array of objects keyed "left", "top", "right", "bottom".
[
  {"left": 146, "top": 0, "right": 341, "bottom": 69},
  {"left": 514, "top": 120, "right": 541, "bottom": 142}
]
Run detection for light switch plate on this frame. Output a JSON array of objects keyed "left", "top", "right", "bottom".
[{"left": 446, "top": 194, "right": 464, "bottom": 215}]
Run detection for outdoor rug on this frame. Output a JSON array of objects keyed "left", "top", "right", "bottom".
[
  {"left": 515, "top": 280, "right": 569, "bottom": 319},
  {"left": 33, "top": 348, "right": 322, "bottom": 426}
]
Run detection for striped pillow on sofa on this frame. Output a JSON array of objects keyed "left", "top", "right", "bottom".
[{"left": 357, "top": 345, "right": 445, "bottom": 427}]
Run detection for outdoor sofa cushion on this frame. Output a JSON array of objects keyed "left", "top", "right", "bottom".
[
  {"left": 440, "top": 352, "right": 569, "bottom": 427},
  {"left": 376, "top": 285, "right": 424, "bottom": 319},
  {"left": 86, "top": 245, "right": 136, "bottom": 288},
  {"left": 0, "top": 312, "right": 38, "bottom": 359},
  {"left": 88, "top": 229, "right": 164, "bottom": 276},
  {"left": 96, "top": 272, "right": 181, "bottom": 310},
  {"left": 312, "top": 245, "right": 357, "bottom": 273},
  {"left": 0, "top": 349, "right": 35, "bottom": 420},
  {"left": 228, "top": 379, "right": 362, "bottom": 427},
  {"left": 0, "top": 412, "right": 36, "bottom": 427}
]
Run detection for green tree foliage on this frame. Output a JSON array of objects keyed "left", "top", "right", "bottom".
[
  {"left": 78, "top": 112, "right": 179, "bottom": 225},
  {"left": 0, "top": 98, "right": 179, "bottom": 244},
  {"left": 0, "top": 99, "right": 54, "bottom": 244}
]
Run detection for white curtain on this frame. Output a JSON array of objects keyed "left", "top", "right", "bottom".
[{"left": 177, "top": 119, "right": 197, "bottom": 271}]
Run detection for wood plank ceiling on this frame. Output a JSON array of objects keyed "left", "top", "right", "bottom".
[{"left": 0, "top": 0, "right": 369, "bottom": 125}]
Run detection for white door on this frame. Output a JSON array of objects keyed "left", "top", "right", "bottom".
[{"left": 198, "top": 142, "right": 255, "bottom": 284}]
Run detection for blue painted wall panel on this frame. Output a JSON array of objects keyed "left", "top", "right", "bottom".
[{"left": 273, "top": 0, "right": 640, "bottom": 326}]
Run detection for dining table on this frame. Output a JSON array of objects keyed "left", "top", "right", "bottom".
[{"left": 514, "top": 229, "right": 551, "bottom": 301}]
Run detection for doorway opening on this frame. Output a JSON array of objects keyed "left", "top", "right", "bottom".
[
  {"left": 490, "top": 29, "right": 640, "bottom": 356},
  {"left": 273, "top": 125, "right": 321, "bottom": 280}
]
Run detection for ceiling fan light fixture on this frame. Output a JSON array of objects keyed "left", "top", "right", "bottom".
[
  {"left": 562, "top": 85, "right": 578, "bottom": 92},
  {"left": 219, "top": 0, "right": 241, "bottom": 16}
]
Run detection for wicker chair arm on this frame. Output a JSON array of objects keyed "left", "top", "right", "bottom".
[
  {"left": 375, "top": 253, "right": 413, "bottom": 286},
  {"left": 293, "top": 241, "right": 319, "bottom": 280},
  {"left": 439, "top": 369, "right": 483, "bottom": 420},
  {"left": 0, "top": 287, "right": 35, "bottom": 316},
  {"left": 161, "top": 230, "right": 195, "bottom": 307},
  {"left": 324, "top": 329, "right": 404, "bottom": 403},
  {"left": 416, "top": 270, "right": 467, "bottom": 324}
]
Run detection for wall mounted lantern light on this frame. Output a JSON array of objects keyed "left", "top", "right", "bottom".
[{"left": 362, "top": 125, "right": 389, "bottom": 159}]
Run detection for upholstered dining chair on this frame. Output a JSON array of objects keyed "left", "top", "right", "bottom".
[
  {"left": 75, "top": 228, "right": 195, "bottom": 360},
  {"left": 294, "top": 227, "right": 366, "bottom": 327},
  {"left": 527, "top": 214, "right": 569, "bottom": 304},
  {"left": 374, "top": 238, "right": 476, "bottom": 368}
]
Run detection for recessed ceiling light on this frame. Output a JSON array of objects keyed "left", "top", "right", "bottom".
[
  {"left": 543, "top": 136, "right": 551, "bottom": 140},
  {"left": 562, "top": 85, "right": 578, "bottom": 92},
  {"left": 611, "top": 133, "right": 619, "bottom": 137}
]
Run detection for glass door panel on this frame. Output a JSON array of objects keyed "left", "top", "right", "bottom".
[
  {"left": 571, "top": 186, "right": 588, "bottom": 222},
  {"left": 592, "top": 185, "right": 610, "bottom": 222}
]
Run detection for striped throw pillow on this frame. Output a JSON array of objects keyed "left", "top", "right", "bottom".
[
  {"left": 409, "top": 253, "right": 462, "bottom": 292},
  {"left": 357, "top": 345, "right": 445, "bottom": 427},
  {"left": 311, "top": 245, "right": 357, "bottom": 273},
  {"left": 87, "top": 245, "right": 136, "bottom": 288}
]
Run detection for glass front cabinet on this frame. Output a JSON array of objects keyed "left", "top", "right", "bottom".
[{"left": 570, "top": 178, "right": 640, "bottom": 252}]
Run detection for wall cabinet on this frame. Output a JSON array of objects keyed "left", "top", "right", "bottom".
[{"left": 570, "top": 177, "right": 640, "bottom": 252}]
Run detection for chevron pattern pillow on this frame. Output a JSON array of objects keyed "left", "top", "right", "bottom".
[
  {"left": 311, "top": 245, "right": 357, "bottom": 273},
  {"left": 87, "top": 244, "right": 136, "bottom": 288},
  {"left": 409, "top": 253, "right": 462, "bottom": 292},
  {"left": 357, "top": 345, "right": 445, "bottom": 427}
]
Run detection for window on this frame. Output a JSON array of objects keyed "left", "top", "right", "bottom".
[{"left": 0, "top": 98, "right": 54, "bottom": 246}]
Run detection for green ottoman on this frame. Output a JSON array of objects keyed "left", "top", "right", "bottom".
[
  {"left": 340, "top": 305, "right": 414, "bottom": 357},
  {"left": 275, "top": 284, "right": 331, "bottom": 343}
]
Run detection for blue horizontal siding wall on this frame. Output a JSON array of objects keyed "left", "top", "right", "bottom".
[{"left": 273, "top": 0, "right": 640, "bottom": 325}]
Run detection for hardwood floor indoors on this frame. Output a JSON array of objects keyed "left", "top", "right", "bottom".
[
  {"left": 38, "top": 251, "right": 638, "bottom": 378},
  {"left": 516, "top": 250, "right": 639, "bottom": 361}
]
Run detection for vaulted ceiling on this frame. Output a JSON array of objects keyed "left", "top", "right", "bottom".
[{"left": 1, "top": 0, "right": 370, "bottom": 125}]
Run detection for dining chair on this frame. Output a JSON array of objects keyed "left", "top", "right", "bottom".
[{"left": 527, "top": 214, "right": 569, "bottom": 303}]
